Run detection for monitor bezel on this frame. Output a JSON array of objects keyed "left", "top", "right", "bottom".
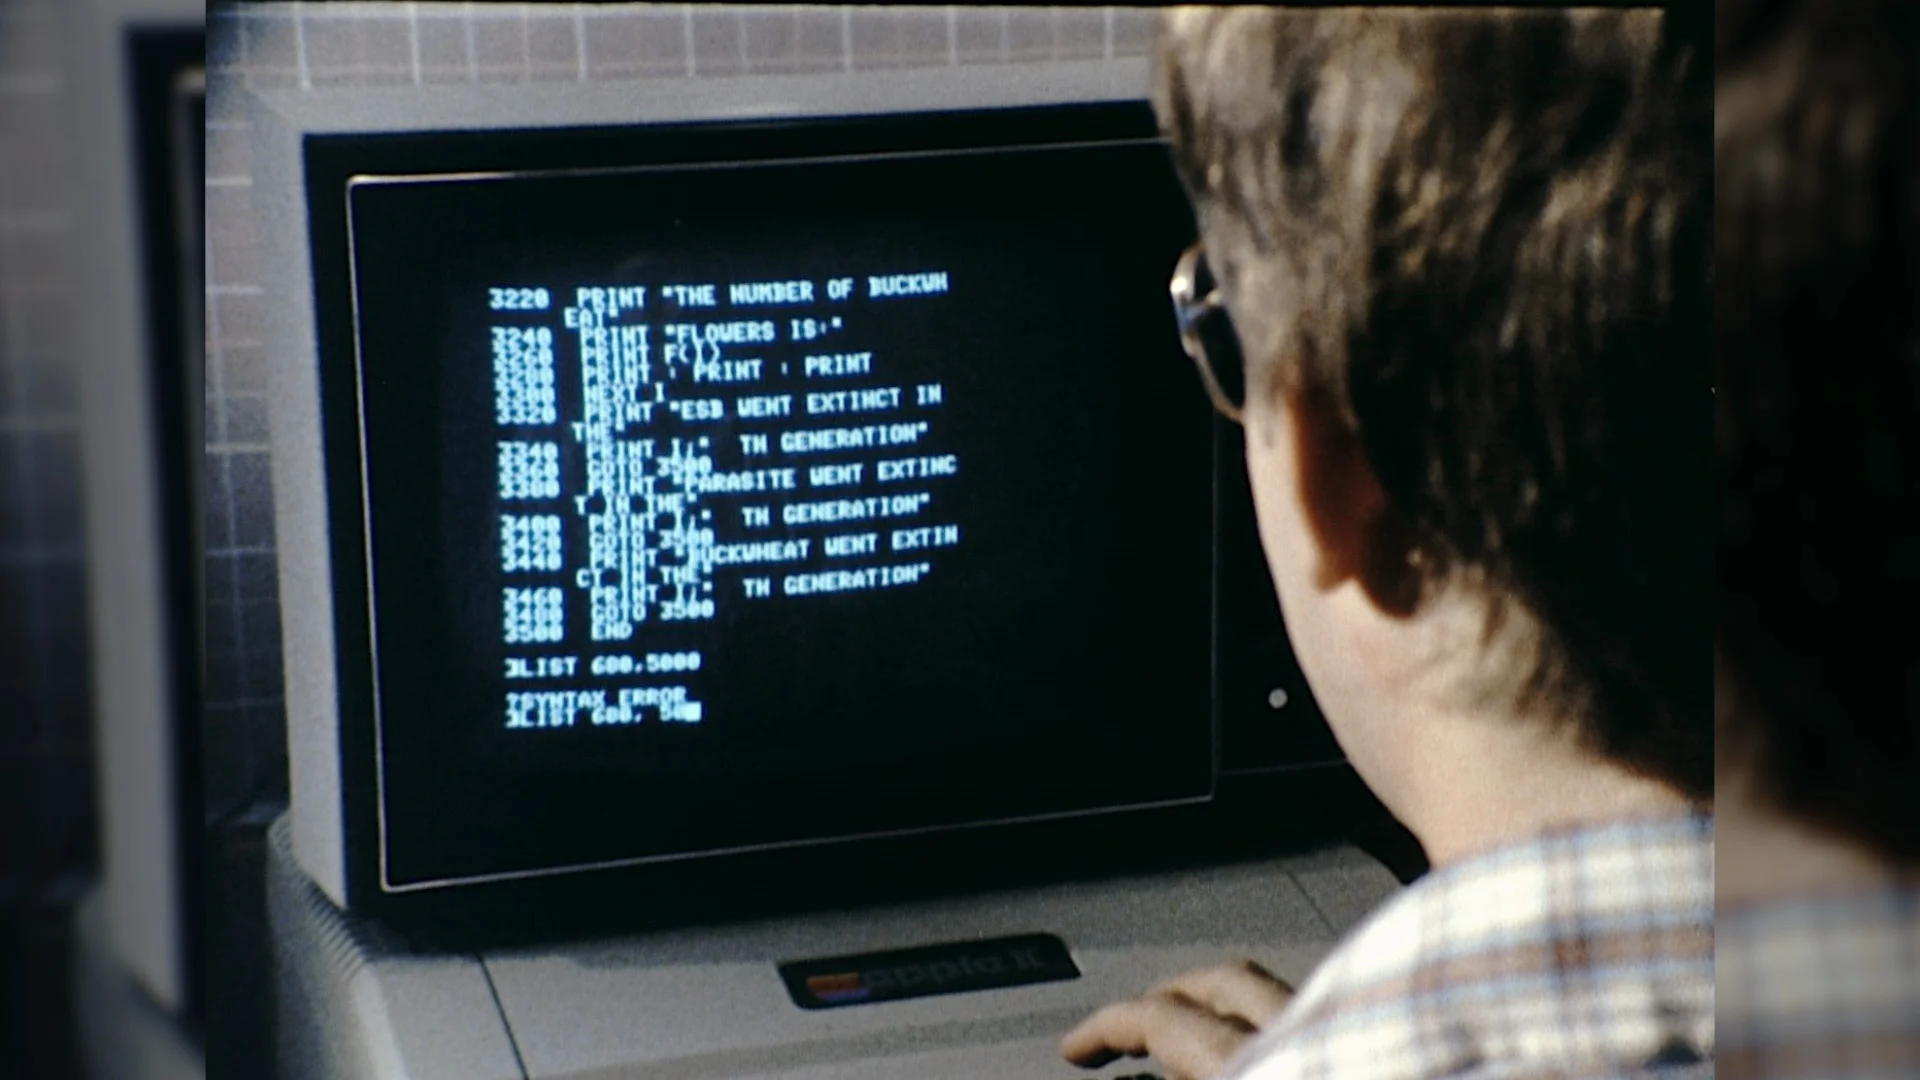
[
  {"left": 305, "top": 100, "right": 1227, "bottom": 908},
  {"left": 253, "top": 64, "right": 1351, "bottom": 937}
]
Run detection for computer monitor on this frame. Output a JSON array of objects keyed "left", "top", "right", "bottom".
[{"left": 253, "top": 60, "right": 1343, "bottom": 938}]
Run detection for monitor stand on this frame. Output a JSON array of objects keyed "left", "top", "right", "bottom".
[{"left": 268, "top": 814, "right": 1400, "bottom": 1080}]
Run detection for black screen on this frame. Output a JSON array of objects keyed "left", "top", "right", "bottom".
[{"left": 338, "top": 117, "right": 1216, "bottom": 890}]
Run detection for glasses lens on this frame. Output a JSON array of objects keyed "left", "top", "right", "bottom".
[
  {"left": 1197, "top": 305, "right": 1245, "bottom": 411},
  {"left": 1187, "top": 253, "right": 1245, "bottom": 412}
]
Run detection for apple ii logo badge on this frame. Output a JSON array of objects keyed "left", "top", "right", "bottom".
[{"left": 780, "top": 933, "right": 1079, "bottom": 1010}]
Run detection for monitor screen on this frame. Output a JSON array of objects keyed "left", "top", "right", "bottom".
[{"left": 330, "top": 110, "right": 1217, "bottom": 892}]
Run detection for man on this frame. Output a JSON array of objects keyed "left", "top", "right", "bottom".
[
  {"left": 1063, "top": 9, "right": 1712, "bottom": 1078},
  {"left": 1714, "top": 0, "right": 1920, "bottom": 1074}
]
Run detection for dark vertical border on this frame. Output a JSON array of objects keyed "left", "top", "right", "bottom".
[{"left": 126, "top": 24, "right": 206, "bottom": 1035}]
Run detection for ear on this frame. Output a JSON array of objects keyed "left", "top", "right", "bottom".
[{"left": 1285, "top": 387, "right": 1424, "bottom": 617}]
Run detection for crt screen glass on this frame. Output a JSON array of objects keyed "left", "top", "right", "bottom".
[{"left": 343, "top": 122, "right": 1216, "bottom": 890}]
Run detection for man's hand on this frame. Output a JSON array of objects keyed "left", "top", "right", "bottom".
[{"left": 1060, "top": 960, "right": 1296, "bottom": 1080}]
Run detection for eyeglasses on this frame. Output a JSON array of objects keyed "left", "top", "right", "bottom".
[{"left": 1170, "top": 241, "right": 1246, "bottom": 423}]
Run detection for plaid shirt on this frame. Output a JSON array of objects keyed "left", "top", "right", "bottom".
[
  {"left": 1223, "top": 814, "right": 1715, "bottom": 1080},
  {"left": 1718, "top": 885, "right": 1920, "bottom": 1079}
]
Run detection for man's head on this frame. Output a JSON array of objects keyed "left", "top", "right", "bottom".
[
  {"left": 1152, "top": 8, "right": 1712, "bottom": 816},
  {"left": 1715, "top": 0, "right": 1920, "bottom": 867}
]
